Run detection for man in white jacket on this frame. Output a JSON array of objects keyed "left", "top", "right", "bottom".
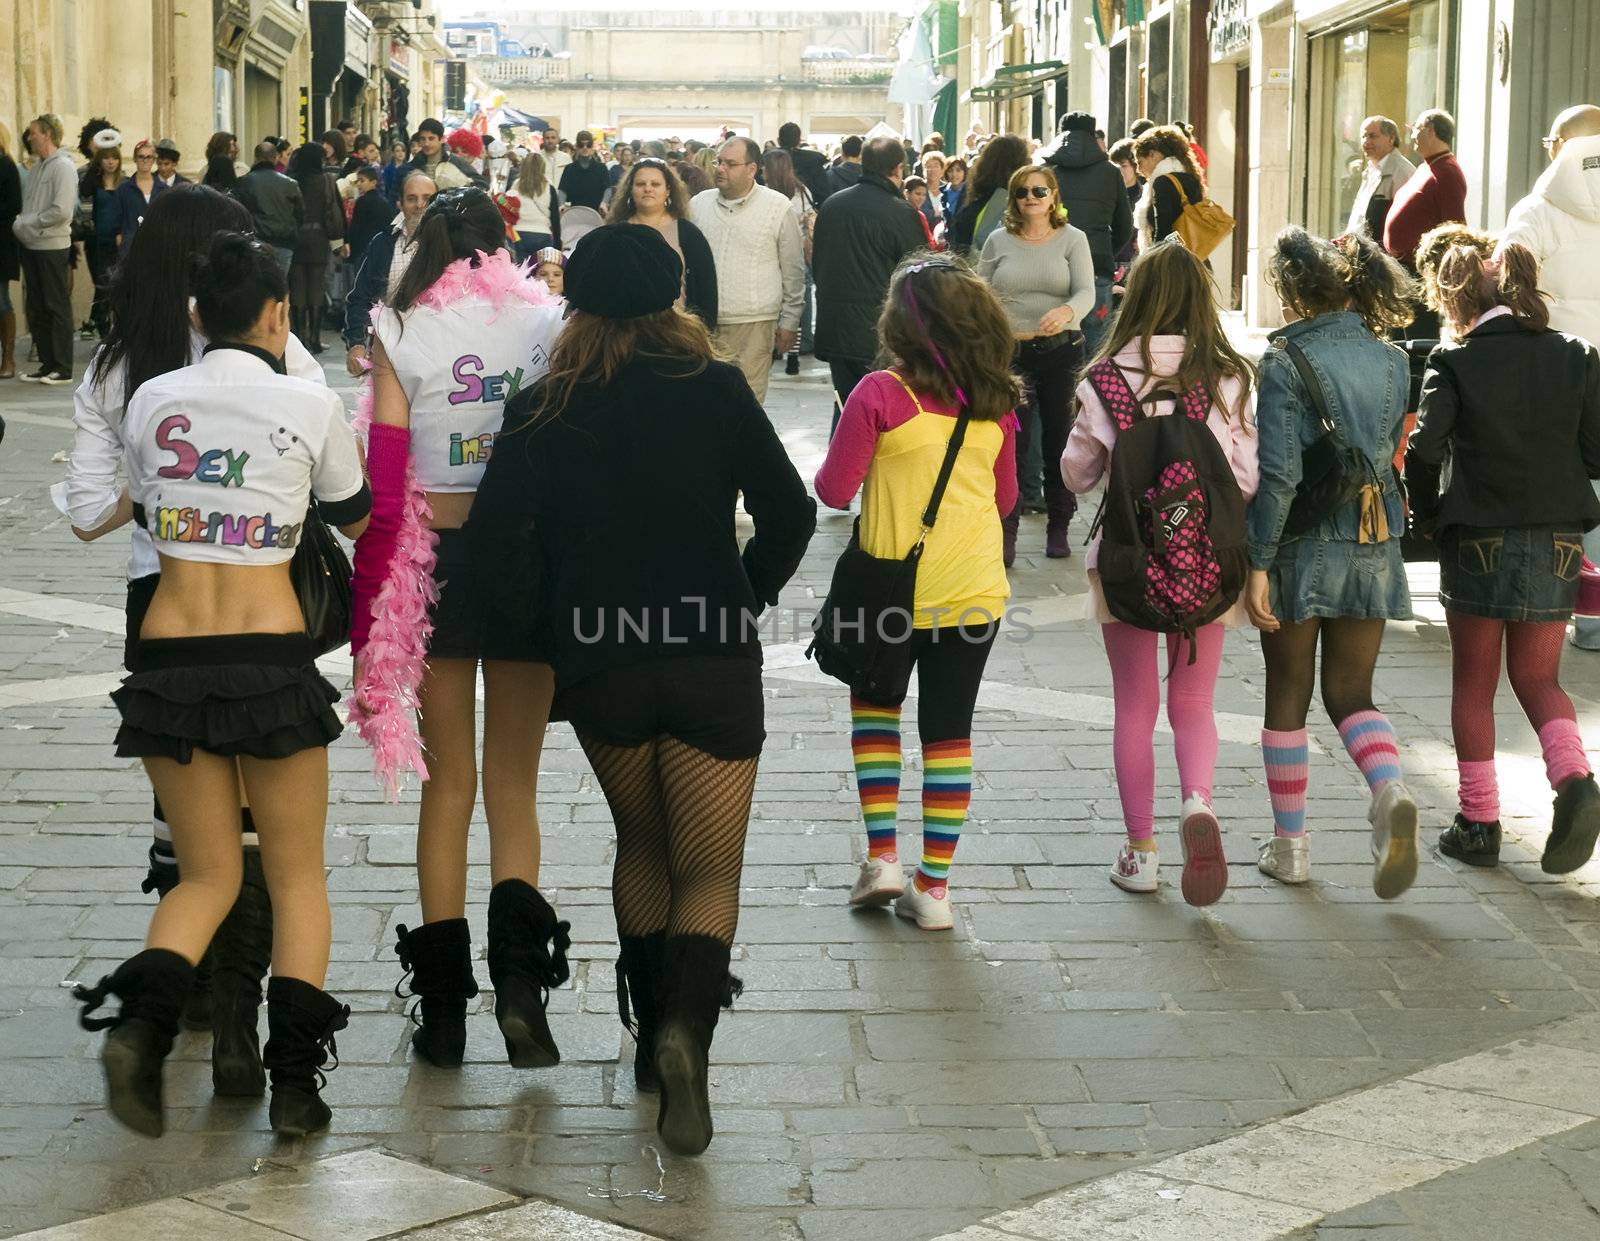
[
  {"left": 1501, "top": 104, "right": 1600, "bottom": 648},
  {"left": 12, "top": 114, "right": 78, "bottom": 384}
]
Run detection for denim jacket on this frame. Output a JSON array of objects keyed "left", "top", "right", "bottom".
[{"left": 1247, "top": 311, "right": 1411, "bottom": 568}]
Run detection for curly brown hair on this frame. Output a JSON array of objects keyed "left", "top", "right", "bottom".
[
  {"left": 605, "top": 157, "right": 691, "bottom": 224},
  {"left": 1131, "top": 124, "right": 1201, "bottom": 178},
  {"left": 1267, "top": 226, "right": 1417, "bottom": 335},
  {"left": 876, "top": 253, "right": 1022, "bottom": 422},
  {"left": 1413, "top": 223, "right": 1493, "bottom": 311}
]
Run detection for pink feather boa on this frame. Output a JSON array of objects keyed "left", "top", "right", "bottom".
[{"left": 346, "top": 250, "right": 556, "bottom": 799}]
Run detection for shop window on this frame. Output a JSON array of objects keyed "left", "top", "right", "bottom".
[
  {"left": 1109, "top": 41, "right": 1127, "bottom": 140},
  {"left": 1148, "top": 16, "right": 1170, "bottom": 124},
  {"left": 1310, "top": 0, "right": 1442, "bottom": 237}
]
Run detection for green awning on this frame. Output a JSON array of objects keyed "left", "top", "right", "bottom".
[
  {"left": 970, "top": 60, "right": 1067, "bottom": 102},
  {"left": 931, "top": 78, "right": 957, "bottom": 149}
]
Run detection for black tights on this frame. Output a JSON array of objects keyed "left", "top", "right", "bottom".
[
  {"left": 577, "top": 734, "right": 757, "bottom": 946},
  {"left": 1260, "top": 617, "right": 1386, "bottom": 732}
]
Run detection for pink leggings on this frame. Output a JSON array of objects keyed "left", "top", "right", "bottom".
[{"left": 1102, "top": 622, "right": 1226, "bottom": 841}]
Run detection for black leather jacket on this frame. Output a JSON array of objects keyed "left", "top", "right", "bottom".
[{"left": 811, "top": 173, "right": 927, "bottom": 364}]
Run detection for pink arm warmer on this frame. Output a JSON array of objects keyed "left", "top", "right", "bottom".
[{"left": 349, "top": 422, "right": 410, "bottom": 656}]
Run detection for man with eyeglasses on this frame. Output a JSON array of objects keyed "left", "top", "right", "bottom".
[
  {"left": 1383, "top": 108, "right": 1466, "bottom": 276},
  {"left": 558, "top": 130, "right": 609, "bottom": 211},
  {"left": 1502, "top": 104, "right": 1600, "bottom": 649},
  {"left": 687, "top": 137, "right": 805, "bottom": 403}
]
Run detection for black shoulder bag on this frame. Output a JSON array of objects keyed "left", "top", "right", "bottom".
[
  {"left": 806, "top": 379, "right": 972, "bottom": 703},
  {"left": 290, "top": 499, "right": 354, "bottom": 656},
  {"left": 1278, "top": 338, "right": 1378, "bottom": 537}
]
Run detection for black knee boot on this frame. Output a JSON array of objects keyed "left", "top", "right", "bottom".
[
  {"left": 486, "top": 879, "right": 570, "bottom": 1068},
  {"left": 74, "top": 948, "right": 195, "bottom": 1137},
  {"left": 140, "top": 846, "right": 213, "bottom": 1032},
  {"left": 394, "top": 918, "right": 480, "bottom": 1068},
  {"left": 617, "top": 930, "right": 665, "bottom": 1092},
  {"left": 655, "top": 935, "right": 743, "bottom": 1157},
  {"left": 210, "top": 848, "right": 272, "bottom": 1096},
  {"left": 263, "top": 976, "right": 349, "bottom": 1137},
  {"left": 307, "top": 306, "right": 326, "bottom": 355}
]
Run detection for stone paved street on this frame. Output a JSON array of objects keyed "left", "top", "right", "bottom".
[{"left": 2, "top": 343, "right": 1599, "bottom": 1241}]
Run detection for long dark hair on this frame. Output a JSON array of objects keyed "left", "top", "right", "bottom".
[
  {"left": 201, "top": 155, "right": 237, "bottom": 192},
  {"left": 968, "top": 134, "right": 1030, "bottom": 203},
  {"left": 388, "top": 187, "right": 508, "bottom": 316},
  {"left": 287, "top": 142, "right": 326, "bottom": 189},
  {"left": 90, "top": 184, "right": 253, "bottom": 408},
  {"left": 762, "top": 148, "right": 801, "bottom": 201},
  {"left": 527, "top": 307, "right": 714, "bottom": 428}
]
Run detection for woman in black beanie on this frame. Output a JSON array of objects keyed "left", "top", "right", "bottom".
[{"left": 469, "top": 223, "right": 816, "bottom": 1156}]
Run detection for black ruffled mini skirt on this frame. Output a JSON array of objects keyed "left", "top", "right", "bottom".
[{"left": 113, "top": 633, "right": 342, "bottom": 763}]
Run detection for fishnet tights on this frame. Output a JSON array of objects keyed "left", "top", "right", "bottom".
[{"left": 577, "top": 733, "right": 758, "bottom": 946}]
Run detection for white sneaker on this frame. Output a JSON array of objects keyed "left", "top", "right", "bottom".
[
  {"left": 1369, "top": 781, "right": 1419, "bottom": 900},
  {"left": 1258, "top": 835, "right": 1310, "bottom": 884},
  {"left": 1109, "top": 841, "right": 1159, "bottom": 893},
  {"left": 849, "top": 854, "right": 904, "bottom": 907},
  {"left": 1178, "top": 795, "right": 1229, "bottom": 907},
  {"left": 894, "top": 878, "right": 954, "bottom": 930}
]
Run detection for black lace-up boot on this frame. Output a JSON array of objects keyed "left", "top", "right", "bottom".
[
  {"left": 209, "top": 847, "right": 273, "bottom": 1096},
  {"left": 394, "top": 918, "right": 480, "bottom": 1068},
  {"left": 263, "top": 976, "right": 350, "bottom": 1136},
  {"left": 74, "top": 948, "right": 195, "bottom": 1137},
  {"left": 654, "top": 935, "right": 743, "bottom": 1157},
  {"left": 616, "top": 930, "right": 666, "bottom": 1092},
  {"left": 486, "top": 879, "right": 570, "bottom": 1068},
  {"left": 1437, "top": 813, "right": 1501, "bottom": 868}
]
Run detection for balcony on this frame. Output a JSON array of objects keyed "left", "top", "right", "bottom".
[
  {"left": 475, "top": 57, "right": 571, "bottom": 85},
  {"left": 802, "top": 58, "right": 894, "bottom": 85}
]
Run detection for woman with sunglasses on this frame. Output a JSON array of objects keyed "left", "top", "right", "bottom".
[
  {"left": 605, "top": 156, "right": 717, "bottom": 326},
  {"left": 977, "top": 165, "right": 1095, "bottom": 564}
]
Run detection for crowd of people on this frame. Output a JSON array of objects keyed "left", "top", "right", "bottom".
[{"left": 14, "top": 96, "right": 1600, "bottom": 1159}]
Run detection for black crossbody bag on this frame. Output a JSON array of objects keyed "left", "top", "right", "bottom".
[
  {"left": 290, "top": 499, "right": 354, "bottom": 656},
  {"left": 807, "top": 377, "right": 972, "bottom": 702},
  {"left": 1277, "top": 338, "right": 1380, "bottom": 537}
]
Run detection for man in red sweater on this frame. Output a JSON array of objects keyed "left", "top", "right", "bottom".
[{"left": 1383, "top": 108, "right": 1468, "bottom": 270}]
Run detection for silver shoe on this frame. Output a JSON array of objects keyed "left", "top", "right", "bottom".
[
  {"left": 1257, "top": 835, "right": 1310, "bottom": 884},
  {"left": 1369, "top": 781, "right": 1419, "bottom": 900}
]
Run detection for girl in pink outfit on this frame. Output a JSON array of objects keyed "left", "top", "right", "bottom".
[{"left": 1061, "top": 241, "right": 1258, "bottom": 906}]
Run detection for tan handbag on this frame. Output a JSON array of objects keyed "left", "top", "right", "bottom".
[{"left": 1165, "top": 174, "right": 1234, "bottom": 260}]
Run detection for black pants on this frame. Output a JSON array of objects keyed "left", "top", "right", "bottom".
[
  {"left": 873, "top": 621, "right": 998, "bottom": 742},
  {"left": 19, "top": 247, "right": 72, "bottom": 375},
  {"left": 84, "top": 239, "right": 118, "bottom": 338},
  {"left": 1014, "top": 334, "right": 1082, "bottom": 521},
  {"left": 829, "top": 357, "right": 873, "bottom": 437}
]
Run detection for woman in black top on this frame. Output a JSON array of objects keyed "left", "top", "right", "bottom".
[
  {"left": 0, "top": 124, "right": 19, "bottom": 379},
  {"left": 1407, "top": 234, "right": 1600, "bottom": 874},
  {"left": 1132, "top": 124, "right": 1204, "bottom": 249},
  {"left": 470, "top": 224, "right": 815, "bottom": 1157},
  {"left": 286, "top": 142, "right": 344, "bottom": 354},
  {"left": 604, "top": 156, "right": 718, "bottom": 327}
]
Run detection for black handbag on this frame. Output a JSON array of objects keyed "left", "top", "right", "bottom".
[
  {"left": 290, "top": 500, "right": 354, "bottom": 656},
  {"left": 1277, "top": 337, "right": 1380, "bottom": 537},
  {"left": 806, "top": 380, "right": 972, "bottom": 702}
]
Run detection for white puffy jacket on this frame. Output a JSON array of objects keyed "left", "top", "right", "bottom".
[{"left": 1501, "top": 134, "right": 1600, "bottom": 347}]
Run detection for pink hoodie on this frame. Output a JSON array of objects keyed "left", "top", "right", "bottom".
[{"left": 1060, "top": 335, "right": 1259, "bottom": 574}]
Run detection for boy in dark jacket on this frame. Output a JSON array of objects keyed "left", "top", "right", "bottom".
[{"left": 345, "top": 166, "right": 391, "bottom": 269}]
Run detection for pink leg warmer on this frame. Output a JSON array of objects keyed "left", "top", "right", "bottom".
[
  {"left": 1165, "top": 624, "right": 1225, "bottom": 805},
  {"left": 1538, "top": 718, "right": 1592, "bottom": 790},
  {"left": 1103, "top": 622, "right": 1159, "bottom": 841},
  {"left": 1457, "top": 759, "right": 1500, "bottom": 822}
]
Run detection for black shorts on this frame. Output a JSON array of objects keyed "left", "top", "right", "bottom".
[
  {"left": 113, "top": 633, "right": 342, "bottom": 763},
  {"left": 124, "top": 574, "right": 160, "bottom": 671},
  {"left": 429, "top": 528, "right": 541, "bottom": 663},
  {"left": 557, "top": 656, "right": 766, "bottom": 761}
]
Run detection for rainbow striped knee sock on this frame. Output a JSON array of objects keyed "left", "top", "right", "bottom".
[
  {"left": 916, "top": 738, "right": 973, "bottom": 893},
  {"left": 851, "top": 696, "right": 902, "bottom": 859}
]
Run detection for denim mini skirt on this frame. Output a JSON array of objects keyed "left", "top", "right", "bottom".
[
  {"left": 1438, "top": 524, "right": 1582, "bottom": 622},
  {"left": 1268, "top": 536, "right": 1413, "bottom": 623}
]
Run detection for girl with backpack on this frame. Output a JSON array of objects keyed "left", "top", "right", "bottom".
[
  {"left": 1061, "top": 239, "right": 1257, "bottom": 906},
  {"left": 815, "top": 255, "right": 1020, "bottom": 932},
  {"left": 1406, "top": 237, "right": 1600, "bottom": 875},
  {"left": 1246, "top": 228, "right": 1419, "bottom": 898}
]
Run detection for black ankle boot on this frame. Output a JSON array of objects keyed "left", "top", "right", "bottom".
[
  {"left": 1438, "top": 813, "right": 1501, "bottom": 868},
  {"left": 74, "top": 948, "right": 195, "bottom": 1137},
  {"left": 617, "top": 931, "right": 666, "bottom": 1092},
  {"left": 486, "top": 879, "right": 570, "bottom": 1068},
  {"left": 263, "top": 976, "right": 349, "bottom": 1136},
  {"left": 1545, "top": 773, "right": 1600, "bottom": 874},
  {"left": 394, "top": 918, "right": 480, "bottom": 1068},
  {"left": 655, "top": 935, "right": 742, "bottom": 1157},
  {"left": 210, "top": 848, "right": 272, "bottom": 1096},
  {"left": 138, "top": 847, "right": 213, "bottom": 1031}
]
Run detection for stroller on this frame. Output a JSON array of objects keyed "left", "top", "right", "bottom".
[{"left": 560, "top": 206, "right": 605, "bottom": 256}]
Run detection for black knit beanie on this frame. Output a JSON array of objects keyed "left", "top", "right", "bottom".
[{"left": 564, "top": 223, "right": 683, "bottom": 320}]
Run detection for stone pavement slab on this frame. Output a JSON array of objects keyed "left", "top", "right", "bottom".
[{"left": 1, "top": 346, "right": 1598, "bottom": 1239}]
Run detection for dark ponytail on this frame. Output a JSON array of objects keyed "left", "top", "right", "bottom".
[
  {"left": 191, "top": 232, "right": 287, "bottom": 341},
  {"left": 1429, "top": 239, "right": 1549, "bottom": 334},
  {"left": 387, "top": 187, "right": 509, "bottom": 316},
  {"left": 1267, "top": 225, "right": 1416, "bottom": 335}
]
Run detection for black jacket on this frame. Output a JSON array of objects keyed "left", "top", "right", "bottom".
[
  {"left": 1044, "top": 132, "right": 1133, "bottom": 278},
  {"left": 1150, "top": 171, "right": 1204, "bottom": 245},
  {"left": 1407, "top": 316, "right": 1600, "bottom": 534},
  {"left": 470, "top": 358, "right": 817, "bottom": 688},
  {"left": 292, "top": 170, "right": 345, "bottom": 263},
  {"left": 676, "top": 216, "right": 720, "bottom": 329},
  {"left": 786, "top": 145, "right": 833, "bottom": 208},
  {"left": 346, "top": 188, "right": 392, "bottom": 267},
  {"left": 0, "top": 155, "right": 20, "bottom": 282},
  {"left": 234, "top": 162, "right": 304, "bottom": 248},
  {"left": 827, "top": 161, "right": 863, "bottom": 195},
  {"left": 811, "top": 172, "right": 928, "bottom": 364},
  {"left": 344, "top": 225, "right": 400, "bottom": 349},
  {"left": 559, "top": 157, "right": 610, "bottom": 210}
]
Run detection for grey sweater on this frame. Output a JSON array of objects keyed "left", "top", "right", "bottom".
[
  {"left": 977, "top": 222, "right": 1097, "bottom": 338},
  {"left": 13, "top": 147, "right": 76, "bottom": 250}
]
